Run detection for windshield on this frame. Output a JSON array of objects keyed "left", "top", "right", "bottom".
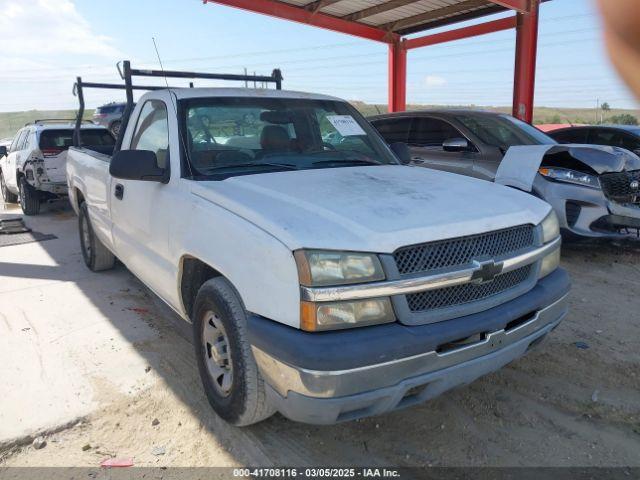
[
  {"left": 457, "top": 114, "right": 557, "bottom": 150},
  {"left": 181, "top": 97, "right": 398, "bottom": 180}
]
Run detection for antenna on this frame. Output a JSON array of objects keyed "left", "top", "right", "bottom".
[{"left": 152, "top": 37, "right": 194, "bottom": 177}]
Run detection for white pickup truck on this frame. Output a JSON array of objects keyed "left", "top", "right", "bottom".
[{"left": 66, "top": 72, "right": 570, "bottom": 425}]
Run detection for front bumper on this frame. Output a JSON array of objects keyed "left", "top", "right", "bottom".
[
  {"left": 249, "top": 269, "right": 570, "bottom": 424},
  {"left": 535, "top": 176, "right": 640, "bottom": 239}
]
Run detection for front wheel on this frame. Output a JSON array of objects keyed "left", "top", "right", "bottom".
[
  {"left": 110, "top": 121, "right": 121, "bottom": 137},
  {"left": 193, "top": 277, "right": 274, "bottom": 426},
  {"left": 79, "top": 202, "right": 115, "bottom": 271},
  {"left": 19, "top": 176, "right": 40, "bottom": 215},
  {"left": 0, "top": 172, "right": 18, "bottom": 203}
]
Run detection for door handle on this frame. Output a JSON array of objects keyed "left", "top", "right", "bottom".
[{"left": 114, "top": 183, "right": 124, "bottom": 200}]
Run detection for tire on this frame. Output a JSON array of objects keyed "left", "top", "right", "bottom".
[
  {"left": 0, "top": 171, "right": 18, "bottom": 203},
  {"left": 18, "top": 176, "right": 40, "bottom": 215},
  {"left": 78, "top": 202, "right": 115, "bottom": 271},
  {"left": 110, "top": 121, "right": 121, "bottom": 137},
  {"left": 193, "top": 277, "right": 275, "bottom": 426}
]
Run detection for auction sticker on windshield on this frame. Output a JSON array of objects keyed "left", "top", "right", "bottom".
[{"left": 326, "top": 115, "right": 366, "bottom": 136}]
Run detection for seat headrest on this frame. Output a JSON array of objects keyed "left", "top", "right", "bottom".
[{"left": 260, "top": 125, "right": 290, "bottom": 151}]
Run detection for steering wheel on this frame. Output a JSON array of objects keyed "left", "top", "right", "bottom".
[{"left": 322, "top": 142, "right": 337, "bottom": 151}]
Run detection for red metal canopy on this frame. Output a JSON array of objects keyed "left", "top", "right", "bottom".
[{"left": 203, "top": 0, "right": 542, "bottom": 123}]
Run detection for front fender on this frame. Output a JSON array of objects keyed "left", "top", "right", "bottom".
[{"left": 174, "top": 192, "right": 301, "bottom": 328}]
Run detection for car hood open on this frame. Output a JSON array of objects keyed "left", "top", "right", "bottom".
[
  {"left": 496, "top": 144, "right": 640, "bottom": 191},
  {"left": 191, "top": 165, "right": 550, "bottom": 252}
]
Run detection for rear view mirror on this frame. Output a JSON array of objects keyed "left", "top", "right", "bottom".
[
  {"left": 260, "top": 110, "right": 293, "bottom": 124},
  {"left": 109, "top": 150, "right": 167, "bottom": 182},
  {"left": 389, "top": 142, "right": 411, "bottom": 165},
  {"left": 443, "top": 137, "right": 471, "bottom": 152},
  {"left": 0, "top": 146, "right": 7, "bottom": 157}
]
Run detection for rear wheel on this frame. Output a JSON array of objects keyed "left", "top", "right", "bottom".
[
  {"left": 193, "top": 277, "right": 274, "bottom": 426},
  {"left": 79, "top": 202, "right": 115, "bottom": 271},
  {"left": 18, "top": 176, "right": 40, "bottom": 215},
  {"left": 0, "top": 171, "right": 18, "bottom": 203}
]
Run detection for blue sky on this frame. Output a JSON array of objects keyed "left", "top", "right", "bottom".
[{"left": 0, "top": 0, "right": 636, "bottom": 112}]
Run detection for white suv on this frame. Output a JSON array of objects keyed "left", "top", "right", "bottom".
[{"left": 0, "top": 120, "right": 115, "bottom": 215}]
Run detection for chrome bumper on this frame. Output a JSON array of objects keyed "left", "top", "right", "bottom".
[{"left": 253, "top": 293, "right": 568, "bottom": 400}]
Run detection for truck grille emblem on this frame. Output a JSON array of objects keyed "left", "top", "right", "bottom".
[{"left": 471, "top": 260, "right": 504, "bottom": 284}]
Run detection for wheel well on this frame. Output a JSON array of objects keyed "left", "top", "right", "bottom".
[
  {"left": 75, "top": 188, "right": 85, "bottom": 206},
  {"left": 180, "top": 257, "right": 222, "bottom": 319}
]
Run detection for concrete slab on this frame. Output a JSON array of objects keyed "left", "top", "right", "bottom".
[{"left": 0, "top": 202, "right": 162, "bottom": 445}]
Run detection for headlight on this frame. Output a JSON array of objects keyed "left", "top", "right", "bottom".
[
  {"left": 538, "top": 167, "right": 600, "bottom": 189},
  {"left": 301, "top": 298, "right": 395, "bottom": 331},
  {"left": 294, "top": 250, "right": 385, "bottom": 287},
  {"left": 540, "top": 210, "right": 560, "bottom": 244},
  {"left": 539, "top": 248, "right": 560, "bottom": 279}
]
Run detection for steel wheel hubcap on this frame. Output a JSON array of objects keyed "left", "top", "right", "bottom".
[{"left": 202, "top": 311, "right": 233, "bottom": 396}]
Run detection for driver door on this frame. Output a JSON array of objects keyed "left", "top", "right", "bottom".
[
  {"left": 408, "top": 116, "right": 477, "bottom": 176},
  {"left": 110, "top": 98, "right": 177, "bottom": 304}
]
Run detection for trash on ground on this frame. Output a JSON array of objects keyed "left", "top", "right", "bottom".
[
  {"left": 574, "top": 341, "right": 590, "bottom": 350},
  {"left": 32, "top": 436, "right": 46, "bottom": 449},
  {"left": 100, "top": 458, "right": 134, "bottom": 468},
  {"left": 151, "top": 446, "right": 166, "bottom": 456}
]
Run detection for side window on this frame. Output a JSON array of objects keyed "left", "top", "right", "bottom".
[
  {"left": 616, "top": 132, "right": 640, "bottom": 152},
  {"left": 130, "top": 100, "right": 170, "bottom": 169},
  {"left": 588, "top": 128, "right": 617, "bottom": 146},
  {"left": 371, "top": 117, "right": 412, "bottom": 144},
  {"left": 409, "top": 117, "right": 465, "bottom": 147},
  {"left": 11, "top": 130, "right": 27, "bottom": 152},
  {"left": 9, "top": 131, "right": 23, "bottom": 152},
  {"left": 552, "top": 129, "right": 588, "bottom": 143}
]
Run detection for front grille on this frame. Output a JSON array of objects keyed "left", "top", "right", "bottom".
[
  {"left": 599, "top": 170, "right": 640, "bottom": 203},
  {"left": 394, "top": 225, "right": 535, "bottom": 276},
  {"left": 406, "top": 265, "right": 533, "bottom": 312}
]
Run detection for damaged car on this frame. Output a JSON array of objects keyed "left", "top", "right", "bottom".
[
  {"left": 0, "top": 120, "right": 115, "bottom": 215},
  {"left": 369, "top": 110, "right": 640, "bottom": 239}
]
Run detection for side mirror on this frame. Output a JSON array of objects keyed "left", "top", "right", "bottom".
[
  {"left": 109, "top": 150, "right": 167, "bottom": 182},
  {"left": 0, "top": 146, "right": 7, "bottom": 157},
  {"left": 389, "top": 142, "right": 411, "bottom": 165},
  {"left": 443, "top": 137, "right": 471, "bottom": 152}
]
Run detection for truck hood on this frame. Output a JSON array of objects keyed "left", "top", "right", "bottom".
[
  {"left": 191, "top": 165, "right": 550, "bottom": 252},
  {"left": 496, "top": 144, "right": 640, "bottom": 191}
]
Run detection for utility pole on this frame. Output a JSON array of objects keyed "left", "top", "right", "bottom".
[{"left": 244, "top": 68, "right": 248, "bottom": 88}]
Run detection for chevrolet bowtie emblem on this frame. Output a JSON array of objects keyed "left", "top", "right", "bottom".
[{"left": 471, "top": 259, "right": 504, "bottom": 284}]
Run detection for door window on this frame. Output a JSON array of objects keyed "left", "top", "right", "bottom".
[
  {"left": 11, "top": 130, "right": 27, "bottom": 152},
  {"left": 371, "top": 117, "right": 412, "bottom": 144},
  {"left": 130, "top": 100, "right": 170, "bottom": 169},
  {"left": 588, "top": 128, "right": 618, "bottom": 146},
  {"left": 409, "top": 117, "right": 465, "bottom": 147},
  {"left": 551, "top": 129, "right": 588, "bottom": 143},
  {"left": 618, "top": 132, "right": 640, "bottom": 152}
]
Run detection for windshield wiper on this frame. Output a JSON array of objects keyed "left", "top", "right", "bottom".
[
  {"left": 311, "top": 158, "right": 383, "bottom": 167},
  {"left": 208, "top": 162, "right": 299, "bottom": 171}
]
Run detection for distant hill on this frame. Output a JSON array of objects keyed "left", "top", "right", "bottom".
[
  {"left": 0, "top": 110, "right": 94, "bottom": 139},
  {"left": 1, "top": 104, "right": 639, "bottom": 139}
]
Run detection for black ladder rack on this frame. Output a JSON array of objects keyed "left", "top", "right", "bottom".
[{"left": 73, "top": 60, "right": 283, "bottom": 151}]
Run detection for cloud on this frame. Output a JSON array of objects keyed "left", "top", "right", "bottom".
[
  {"left": 425, "top": 75, "right": 447, "bottom": 87},
  {"left": 0, "top": 0, "right": 121, "bottom": 58}
]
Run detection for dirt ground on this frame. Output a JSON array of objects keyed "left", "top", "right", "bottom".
[{"left": 1, "top": 204, "right": 639, "bottom": 468}]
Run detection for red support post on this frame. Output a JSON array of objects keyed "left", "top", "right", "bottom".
[
  {"left": 512, "top": 0, "right": 539, "bottom": 123},
  {"left": 388, "top": 40, "right": 407, "bottom": 112}
]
